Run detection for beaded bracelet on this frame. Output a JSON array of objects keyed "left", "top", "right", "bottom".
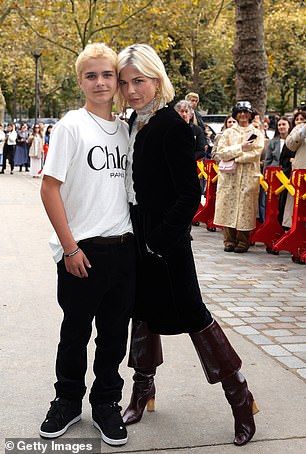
[{"left": 64, "top": 247, "right": 80, "bottom": 258}]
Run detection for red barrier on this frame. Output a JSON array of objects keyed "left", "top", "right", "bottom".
[
  {"left": 272, "top": 169, "right": 306, "bottom": 264},
  {"left": 300, "top": 250, "right": 306, "bottom": 264},
  {"left": 193, "top": 159, "right": 221, "bottom": 230},
  {"left": 250, "top": 166, "right": 285, "bottom": 252}
]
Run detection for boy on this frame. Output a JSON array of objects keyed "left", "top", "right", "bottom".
[{"left": 40, "top": 43, "right": 135, "bottom": 446}]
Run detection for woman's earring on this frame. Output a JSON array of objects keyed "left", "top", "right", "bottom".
[
  {"left": 152, "top": 87, "right": 161, "bottom": 114},
  {"left": 122, "top": 99, "right": 128, "bottom": 116}
]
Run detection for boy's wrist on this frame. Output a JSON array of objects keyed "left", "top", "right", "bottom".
[
  {"left": 63, "top": 242, "right": 78, "bottom": 255},
  {"left": 64, "top": 247, "right": 80, "bottom": 258}
]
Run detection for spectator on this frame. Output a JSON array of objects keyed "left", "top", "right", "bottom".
[
  {"left": 204, "top": 124, "right": 214, "bottom": 158},
  {"left": 44, "top": 124, "right": 53, "bottom": 146},
  {"left": 214, "top": 101, "right": 264, "bottom": 252},
  {"left": 252, "top": 116, "right": 268, "bottom": 223},
  {"left": 185, "top": 92, "right": 205, "bottom": 130},
  {"left": 212, "top": 115, "right": 237, "bottom": 160},
  {"left": 174, "top": 99, "right": 205, "bottom": 237},
  {"left": 42, "top": 124, "right": 53, "bottom": 167},
  {"left": 0, "top": 123, "right": 5, "bottom": 166},
  {"left": 282, "top": 109, "right": 306, "bottom": 229},
  {"left": 15, "top": 124, "right": 30, "bottom": 172},
  {"left": 1, "top": 123, "right": 17, "bottom": 174},
  {"left": 264, "top": 116, "right": 291, "bottom": 224},
  {"left": 28, "top": 124, "right": 44, "bottom": 177},
  {"left": 264, "top": 117, "right": 291, "bottom": 167},
  {"left": 174, "top": 99, "right": 206, "bottom": 160}
]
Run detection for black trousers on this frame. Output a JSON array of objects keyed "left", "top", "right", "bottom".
[{"left": 55, "top": 236, "right": 136, "bottom": 405}]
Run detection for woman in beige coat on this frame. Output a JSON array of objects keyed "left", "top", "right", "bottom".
[
  {"left": 282, "top": 110, "right": 306, "bottom": 228},
  {"left": 214, "top": 101, "right": 264, "bottom": 252}
]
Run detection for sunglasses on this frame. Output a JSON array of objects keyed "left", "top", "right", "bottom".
[{"left": 236, "top": 101, "right": 252, "bottom": 110}]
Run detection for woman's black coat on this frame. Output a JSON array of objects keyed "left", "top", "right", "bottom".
[{"left": 131, "top": 106, "right": 212, "bottom": 334}]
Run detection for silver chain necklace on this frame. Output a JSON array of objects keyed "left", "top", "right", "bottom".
[{"left": 86, "top": 109, "right": 119, "bottom": 135}]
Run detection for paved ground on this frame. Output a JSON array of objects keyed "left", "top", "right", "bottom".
[
  {"left": 0, "top": 171, "right": 306, "bottom": 454},
  {"left": 192, "top": 224, "right": 306, "bottom": 383}
]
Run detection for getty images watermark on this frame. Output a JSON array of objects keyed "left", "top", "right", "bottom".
[{"left": 4, "top": 439, "right": 101, "bottom": 454}]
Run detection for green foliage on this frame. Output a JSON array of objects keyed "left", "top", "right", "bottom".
[
  {"left": 0, "top": 0, "right": 305, "bottom": 119},
  {"left": 264, "top": 0, "right": 306, "bottom": 113}
]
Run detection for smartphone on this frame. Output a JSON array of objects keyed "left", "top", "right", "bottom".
[{"left": 248, "top": 133, "right": 257, "bottom": 142}]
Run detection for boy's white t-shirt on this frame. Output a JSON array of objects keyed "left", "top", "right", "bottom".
[{"left": 43, "top": 108, "right": 133, "bottom": 263}]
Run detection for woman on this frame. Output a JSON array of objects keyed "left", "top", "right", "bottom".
[
  {"left": 42, "top": 124, "right": 53, "bottom": 168},
  {"left": 264, "top": 117, "right": 291, "bottom": 168},
  {"left": 214, "top": 101, "right": 265, "bottom": 253},
  {"left": 264, "top": 117, "right": 291, "bottom": 225},
  {"left": 14, "top": 123, "right": 29, "bottom": 172},
  {"left": 44, "top": 124, "right": 53, "bottom": 146},
  {"left": 212, "top": 115, "right": 237, "bottom": 160},
  {"left": 28, "top": 123, "right": 44, "bottom": 177},
  {"left": 117, "top": 44, "right": 258, "bottom": 447},
  {"left": 282, "top": 109, "right": 306, "bottom": 229}
]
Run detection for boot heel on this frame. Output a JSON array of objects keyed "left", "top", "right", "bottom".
[
  {"left": 252, "top": 400, "right": 259, "bottom": 415},
  {"left": 146, "top": 397, "right": 155, "bottom": 412}
]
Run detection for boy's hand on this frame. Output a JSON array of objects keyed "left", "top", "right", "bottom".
[{"left": 64, "top": 249, "right": 91, "bottom": 278}]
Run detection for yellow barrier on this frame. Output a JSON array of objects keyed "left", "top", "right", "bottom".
[
  {"left": 197, "top": 161, "right": 207, "bottom": 180},
  {"left": 303, "top": 174, "right": 306, "bottom": 200},
  {"left": 274, "top": 170, "right": 295, "bottom": 197},
  {"left": 212, "top": 163, "right": 219, "bottom": 183},
  {"left": 197, "top": 162, "right": 300, "bottom": 199},
  {"left": 260, "top": 174, "right": 269, "bottom": 191}
]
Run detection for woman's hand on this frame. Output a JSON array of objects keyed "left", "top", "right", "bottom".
[{"left": 241, "top": 141, "right": 254, "bottom": 152}]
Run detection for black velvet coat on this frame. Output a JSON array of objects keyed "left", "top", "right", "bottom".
[{"left": 131, "top": 106, "right": 212, "bottom": 335}]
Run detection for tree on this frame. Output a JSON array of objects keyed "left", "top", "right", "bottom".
[
  {"left": 233, "top": 0, "right": 268, "bottom": 115},
  {"left": 0, "top": 0, "right": 305, "bottom": 119},
  {"left": 0, "top": 0, "right": 156, "bottom": 120},
  {"left": 264, "top": 0, "right": 306, "bottom": 114},
  {"left": 0, "top": 5, "right": 11, "bottom": 122}
]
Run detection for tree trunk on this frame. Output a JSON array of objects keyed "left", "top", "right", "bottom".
[{"left": 233, "top": 0, "right": 268, "bottom": 116}]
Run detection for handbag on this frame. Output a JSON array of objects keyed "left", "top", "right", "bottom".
[{"left": 218, "top": 159, "right": 236, "bottom": 173}]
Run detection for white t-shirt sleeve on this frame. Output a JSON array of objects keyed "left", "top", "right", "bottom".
[{"left": 43, "top": 122, "right": 77, "bottom": 182}]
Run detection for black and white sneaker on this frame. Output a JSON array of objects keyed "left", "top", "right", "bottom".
[
  {"left": 40, "top": 397, "right": 82, "bottom": 438},
  {"left": 92, "top": 402, "right": 128, "bottom": 446}
]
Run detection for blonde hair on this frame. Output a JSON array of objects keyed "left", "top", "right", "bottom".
[
  {"left": 75, "top": 43, "right": 117, "bottom": 80},
  {"left": 185, "top": 92, "right": 199, "bottom": 101},
  {"left": 116, "top": 43, "right": 175, "bottom": 112}
]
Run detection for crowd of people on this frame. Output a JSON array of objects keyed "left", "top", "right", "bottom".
[
  {"left": 0, "top": 121, "right": 52, "bottom": 177},
  {"left": 199, "top": 103, "right": 305, "bottom": 253}
]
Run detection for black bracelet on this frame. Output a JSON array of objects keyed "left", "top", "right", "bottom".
[{"left": 64, "top": 247, "right": 80, "bottom": 258}]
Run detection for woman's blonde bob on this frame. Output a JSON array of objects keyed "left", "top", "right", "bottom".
[
  {"left": 116, "top": 43, "right": 175, "bottom": 112},
  {"left": 75, "top": 43, "right": 117, "bottom": 80}
]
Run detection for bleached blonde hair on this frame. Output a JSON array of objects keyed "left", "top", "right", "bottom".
[
  {"left": 75, "top": 43, "right": 117, "bottom": 80},
  {"left": 185, "top": 92, "right": 199, "bottom": 101},
  {"left": 116, "top": 43, "right": 175, "bottom": 112}
]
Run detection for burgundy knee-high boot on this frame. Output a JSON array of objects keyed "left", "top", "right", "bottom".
[
  {"left": 190, "top": 320, "right": 259, "bottom": 446},
  {"left": 123, "top": 320, "right": 163, "bottom": 425}
]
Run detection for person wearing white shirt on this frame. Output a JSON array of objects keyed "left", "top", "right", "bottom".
[{"left": 39, "top": 43, "right": 135, "bottom": 447}]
